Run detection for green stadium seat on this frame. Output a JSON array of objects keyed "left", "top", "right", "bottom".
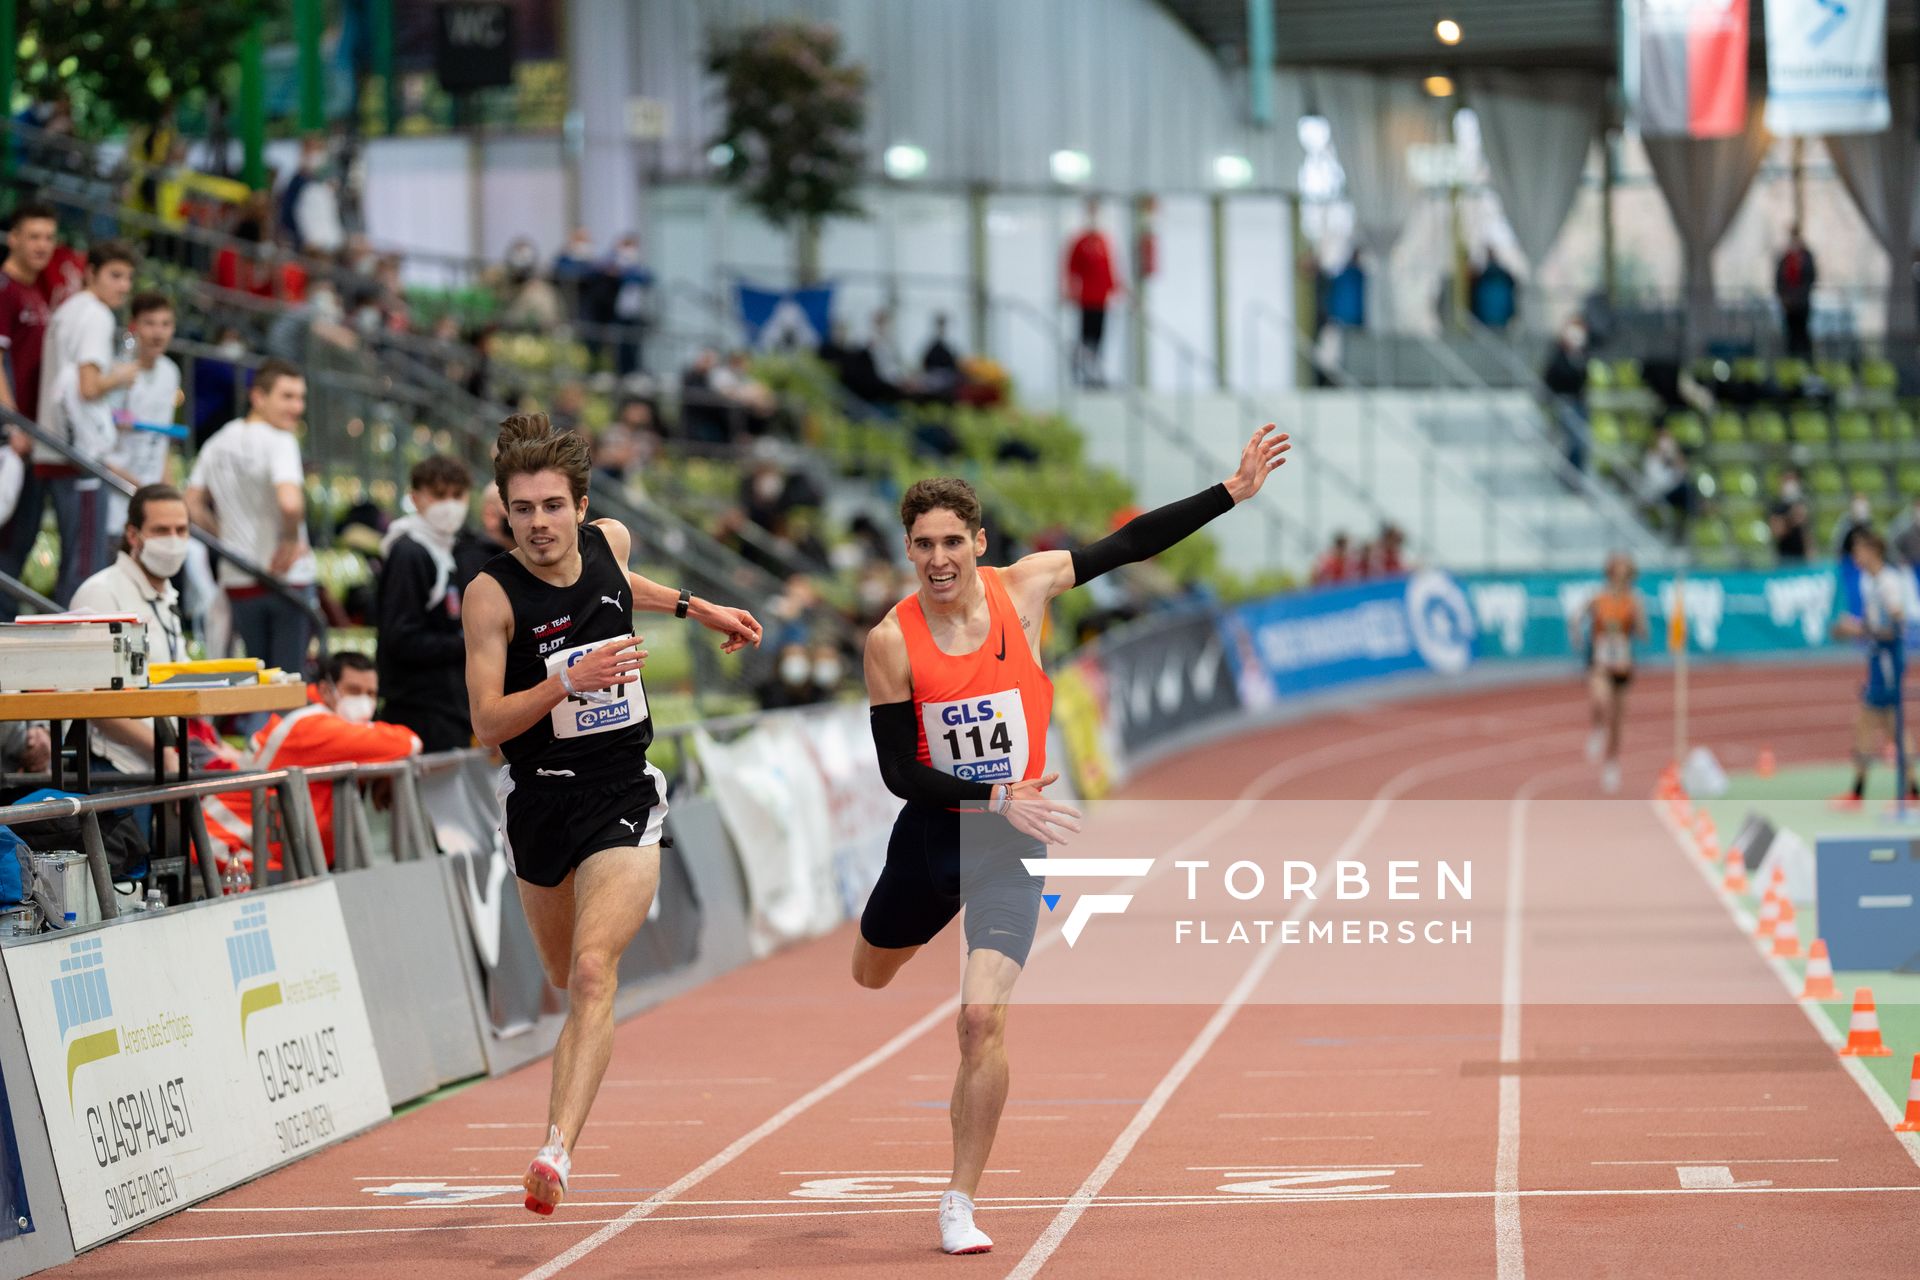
[
  {"left": 1896, "top": 464, "right": 1920, "bottom": 494},
  {"left": 1622, "top": 412, "right": 1654, "bottom": 448},
  {"left": 1747, "top": 408, "right": 1788, "bottom": 447},
  {"left": 1835, "top": 410, "right": 1875, "bottom": 445},
  {"left": 1613, "top": 359, "right": 1643, "bottom": 390},
  {"left": 1774, "top": 358, "right": 1808, "bottom": 393},
  {"left": 1880, "top": 409, "right": 1916, "bottom": 443},
  {"left": 1809, "top": 463, "right": 1846, "bottom": 497},
  {"left": 1862, "top": 359, "right": 1898, "bottom": 392},
  {"left": 1667, "top": 411, "right": 1706, "bottom": 449},
  {"left": 1847, "top": 463, "right": 1890, "bottom": 497},
  {"left": 1733, "top": 357, "right": 1767, "bottom": 385},
  {"left": 1816, "top": 360, "right": 1855, "bottom": 392},
  {"left": 1790, "top": 409, "right": 1830, "bottom": 446},
  {"left": 1734, "top": 518, "right": 1774, "bottom": 557},
  {"left": 1709, "top": 412, "right": 1745, "bottom": 446},
  {"left": 1588, "top": 412, "right": 1623, "bottom": 451},
  {"left": 1586, "top": 359, "right": 1614, "bottom": 392},
  {"left": 1717, "top": 465, "right": 1763, "bottom": 499}
]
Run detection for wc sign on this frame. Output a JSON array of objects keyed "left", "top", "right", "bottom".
[{"left": 436, "top": 1, "right": 516, "bottom": 93}]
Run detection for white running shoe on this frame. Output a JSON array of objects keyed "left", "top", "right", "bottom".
[
  {"left": 938, "top": 1190, "right": 992, "bottom": 1255},
  {"left": 1601, "top": 761, "right": 1621, "bottom": 794},
  {"left": 1586, "top": 728, "right": 1605, "bottom": 764},
  {"left": 524, "top": 1124, "right": 571, "bottom": 1216}
]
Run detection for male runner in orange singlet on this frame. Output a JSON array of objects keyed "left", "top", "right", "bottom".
[{"left": 854, "top": 424, "right": 1290, "bottom": 1254}]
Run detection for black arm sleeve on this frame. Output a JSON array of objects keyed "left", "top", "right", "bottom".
[
  {"left": 870, "top": 701, "right": 994, "bottom": 807},
  {"left": 1069, "top": 482, "right": 1234, "bottom": 586}
]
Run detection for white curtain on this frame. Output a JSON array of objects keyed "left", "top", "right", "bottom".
[
  {"left": 1312, "top": 70, "right": 1450, "bottom": 328},
  {"left": 1466, "top": 72, "right": 1607, "bottom": 271},
  {"left": 1643, "top": 104, "right": 1771, "bottom": 343},
  {"left": 1827, "top": 66, "right": 1920, "bottom": 336}
]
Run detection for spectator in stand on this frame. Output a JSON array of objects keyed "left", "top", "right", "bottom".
[
  {"left": 185, "top": 358, "right": 317, "bottom": 688},
  {"left": 101, "top": 291, "right": 182, "bottom": 535},
  {"left": 681, "top": 348, "right": 732, "bottom": 443},
  {"left": 1372, "top": 523, "right": 1408, "bottom": 576},
  {"left": 615, "top": 395, "right": 662, "bottom": 454},
  {"left": 372, "top": 256, "right": 411, "bottom": 333},
  {"left": 214, "top": 198, "right": 307, "bottom": 302},
  {"left": 592, "top": 425, "right": 637, "bottom": 489},
  {"left": 551, "top": 227, "right": 602, "bottom": 328},
  {"left": 1312, "top": 532, "right": 1354, "bottom": 586},
  {"left": 266, "top": 278, "right": 359, "bottom": 362},
  {"left": 713, "top": 351, "right": 782, "bottom": 435},
  {"left": 69, "top": 484, "right": 192, "bottom": 776},
  {"left": 212, "top": 652, "right": 422, "bottom": 870},
  {"left": 1889, "top": 491, "right": 1920, "bottom": 571},
  {"left": 192, "top": 325, "right": 250, "bottom": 445},
  {"left": 1834, "top": 490, "right": 1876, "bottom": 560},
  {"left": 1542, "top": 317, "right": 1590, "bottom": 475},
  {"left": 499, "top": 237, "right": 563, "bottom": 330},
  {"left": 1063, "top": 197, "right": 1122, "bottom": 387},
  {"left": 922, "top": 312, "right": 959, "bottom": 377},
  {"left": 807, "top": 639, "right": 848, "bottom": 701},
  {"left": 38, "top": 238, "right": 88, "bottom": 313},
  {"left": 37, "top": 240, "right": 141, "bottom": 603},
  {"left": 1775, "top": 225, "right": 1817, "bottom": 360},
  {"left": 376, "top": 456, "right": 477, "bottom": 752},
  {"left": 758, "top": 641, "right": 820, "bottom": 710},
  {"left": 606, "top": 233, "right": 653, "bottom": 376},
  {"left": 0, "top": 202, "right": 57, "bottom": 620},
  {"left": 280, "top": 136, "right": 344, "bottom": 256},
  {"left": 1768, "top": 468, "right": 1811, "bottom": 562},
  {"left": 1639, "top": 426, "right": 1696, "bottom": 540}
]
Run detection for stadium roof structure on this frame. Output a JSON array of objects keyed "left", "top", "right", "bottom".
[{"left": 1160, "top": 0, "right": 1920, "bottom": 72}]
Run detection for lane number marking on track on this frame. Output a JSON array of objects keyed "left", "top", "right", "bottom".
[
  {"left": 1676, "top": 1167, "right": 1773, "bottom": 1190},
  {"left": 788, "top": 1176, "right": 952, "bottom": 1200},
  {"left": 1212, "top": 1169, "right": 1400, "bottom": 1196},
  {"left": 362, "top": 1182, "right": 520, "bottom": 1204}
]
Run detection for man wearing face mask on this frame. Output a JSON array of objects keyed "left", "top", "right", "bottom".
[
  {"left": 376, "top": 456, "right": 479, "bottom": 751},
  {"left": 70, "top": 484, "right": 193, "bottom": 776},
  {"left": 1768, "top": 468, "right": 1810, "bottom": 562},
  {"left": 1835, "top": 490, "right": 1877, "bottom": 561},
  {"left": 211, "top": 651, "right": 421, "bottom": 870}
]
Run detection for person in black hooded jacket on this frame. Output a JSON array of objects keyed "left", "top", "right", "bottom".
[{"left": 375, "top": 456, "right": 477, "bottom": 752}]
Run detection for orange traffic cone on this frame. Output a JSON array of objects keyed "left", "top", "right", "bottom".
[
  {"left": 1754, "top": 890, "right": 1780, "bottom": 941},
  {"left": 1770, "top": 900, "right": 1799, "bottom": 957},
  {"left": 1896, "top": 1056, "right": 1920, "bottom": 1133},
  {"left": 1693, "top": 811, "right": 1715, "bottom": 842},
  {"left": 1840, "top": 989, "right": 1894, "bottom": 1057},
  {"left": 1757, "top": 748, "right": 1776, "bottom": 779},
  {"left": 1800, "top": 939, "right": 1838, "bottom": 1000},
  {"left": 1722, "top": 846, "right": 1748, "bottom": 894}
]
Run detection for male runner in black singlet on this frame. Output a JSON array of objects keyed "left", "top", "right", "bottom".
[{"left": 463, "top": 412, "right": 762, "bottom": 1214}]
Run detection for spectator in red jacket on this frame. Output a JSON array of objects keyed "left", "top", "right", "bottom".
[
  {"left": 1063, "top": 197, "right": 1123, "bottom": 388},
  {"left": 206, "top": 651, "right": 421, "bottom": 870},
  {"left": 1312, "top": 532, "right": 1355, "bottom": 586}
]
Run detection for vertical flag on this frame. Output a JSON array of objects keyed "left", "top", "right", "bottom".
[
  {"left": 1764, "top": 0, "right": 1890, "bottom": 135},
  {"left": 1636, "top": 0, "right": 1752, "bottom": 138}
]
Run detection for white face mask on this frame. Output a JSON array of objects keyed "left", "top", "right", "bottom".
[
  {"left": 218, "top": 339, "right": 246, "bottom": 358},
  {"left": 336, "top": 694, "right": 376, "bottom": 724},
  {"left": 813, "top": 658, "right": 842, "bottom": 686},
  {"left": 779, "top": 655, "right": 811, "bottom": 685},
  {"left": 423, "top": 498, "right": 468, "bottom": 537},
  {"left": 136, "top": 535, "right": 190, "bottom": 579},
  {"left": 1852, "top": 499, "right": 1872, "bottom": 521}
]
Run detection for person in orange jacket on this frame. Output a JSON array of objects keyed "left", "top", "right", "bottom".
[{"left": 206, "top": 650, "right": 421, "bottom": 870}]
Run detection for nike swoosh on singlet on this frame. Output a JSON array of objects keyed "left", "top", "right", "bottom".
[{"left": 995, "top": 629, "right": 1006, "bottom": 661}]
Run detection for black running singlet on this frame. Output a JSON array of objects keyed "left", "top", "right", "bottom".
[{"left": 482, "top": 521, "right": 655, "bottom": 784}]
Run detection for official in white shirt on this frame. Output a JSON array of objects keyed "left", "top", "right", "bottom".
[{"left": 68, "top": 483, "right": 192, "bottom": 776}]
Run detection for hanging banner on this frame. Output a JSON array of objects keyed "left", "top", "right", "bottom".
[
  {"left": 735, "top": 283, "right": 835, "bottom": 350},
  {"left": 1636, "top": 0, "right": 1751, "bottom": 138},
  {"left": 1764, "top": 0, "right": 1890, "bottom": 135}
]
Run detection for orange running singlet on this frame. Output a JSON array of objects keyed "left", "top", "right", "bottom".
[
  {"left": 896, "top": 566, "right": 1054, "bottom": 788},
  {"left": 1590, "top": 591, "right": 1640, "bottom": 674}
]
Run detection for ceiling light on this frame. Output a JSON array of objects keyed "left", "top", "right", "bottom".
[
  {"left": 884, "top": 143, "right": 928, "bottom": 180},
  {"left": 1424, "top": 75, "right": 1456, "bottom": 98},
  {"left": 1213, "top": 154, "right": 1254, "bottom": 188},
  {"left": 1050, "top": 149, "right": 1093, "bottom": 185},
  {"left": 1436, "top": 18, "right": 1462, "bottom": 45}
]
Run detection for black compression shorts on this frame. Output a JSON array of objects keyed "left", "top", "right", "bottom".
[{"left": 860, "top": 803, "right": 1046, "bottom": 966}]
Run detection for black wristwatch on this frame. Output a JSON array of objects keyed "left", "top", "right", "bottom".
[{"left": 675, "top": 587, "right": 691, "bottom": 619}]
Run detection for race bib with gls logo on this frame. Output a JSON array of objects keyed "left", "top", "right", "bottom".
[
  {"left": 545, "top": 634, "right": 649, "bottom": 740},
  {"left": 921, "top": 690, "right": 1029, "bottom": 783}
]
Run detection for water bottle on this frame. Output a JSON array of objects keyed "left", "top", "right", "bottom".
[
  {"left": 144, "top": 887, "right": 164, "bottom": 913},
  {"left": 62, "top": 911, "right": 77, "bottom": 930},
  {"left": 236, "top": 863, "right": 252, "bottom": 894}
]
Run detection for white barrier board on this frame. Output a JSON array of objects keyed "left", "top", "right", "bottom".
[{"left": 1, "top": 881, "right": 390, "bottom": 1247}]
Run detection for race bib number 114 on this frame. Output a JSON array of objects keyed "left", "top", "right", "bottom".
[{"left": 921, "top": 690, "right": 1028, "bottom": 783}]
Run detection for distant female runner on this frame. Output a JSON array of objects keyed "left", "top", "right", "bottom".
[{"left": 1573, "top": 552, "right": 1648, "bottom": 794}]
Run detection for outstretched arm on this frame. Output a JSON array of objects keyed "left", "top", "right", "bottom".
[
  {"left": 1006, "top": 423, "right": 1291, "bottom": 606},
  {"left": 597, "top": 518, "right": 762, "bottom": 653}
]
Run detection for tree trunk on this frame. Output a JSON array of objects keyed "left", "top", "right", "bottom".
[{"left": 795, "top": 218, "right": 822, "bottom": 285}]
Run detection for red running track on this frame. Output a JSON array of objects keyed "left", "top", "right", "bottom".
[{"left": 45, "top": 665, "right": 1920, "bottom": 1278}]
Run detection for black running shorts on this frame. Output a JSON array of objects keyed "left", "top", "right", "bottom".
[
  {"left": 496, "top": 763, "right": 668, "bottom": 889},
  {"left": 860, "top": 803, "right": 1046, "bottom": 966}
]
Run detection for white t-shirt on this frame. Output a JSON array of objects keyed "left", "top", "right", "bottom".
[
  {"left": 104, "top": 356, "right": 182, "bottom": 488},
  {"left": 186, "top": 417, "right": 316, "bottom": 588},
  {"left": 1862, "top": 565, "right": 1915, "bottom": 637},
  {"left": 36, "top": 291, "right": 119, "bottom": 465}
]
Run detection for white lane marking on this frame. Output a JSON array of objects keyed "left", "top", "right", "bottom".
[
  {"left": 352, "top": 1174, "right": 620, "bottom": 1181},
  {"left": 1678, "top": 1167, "right": 1773, "bottom": 1189},
  {"left": 1591, "top": 1158, "right": 1839, "bottom": 1166},
  {"left": 1221, "top": 1111, "right": 1430, "bottom": 1119},
  {"left": 599, "top": 1077, "right": 774, "bottom": 1087},
  {"left": 1247, "top": 1068, "right": 1441, "bottom": 1078},
  {"left": 453, "top": 1146, "right": 612, "bottom": 1153},
  {"left": 1495, "top": 784, "right": 1534, "bottom": 1280},
  {"left": 1644, "top": 1132, "right": 1768, "bottom": 1139},
  {"left": 1585, "top": 1106, "right": 1806, "bottom": 1115},
  {"left": 1261, "top": 1136, "right": 1377, "bottom": 1142},
  {"left": 1652, "top": 800, "right": 1920, "bottom": 1170},
  {"left": 1191, "top": 1164, "right": 1426, "bottom": 1170},
  {"left": 145, "top": 1185, "right": 1920, "bottom": 1243},
  {"left": 775, "top": 1169, "right": 1019, "bottom": 1176},
  {"left": 464, "top": 1120, "right": 702, "bottom": 1129}
]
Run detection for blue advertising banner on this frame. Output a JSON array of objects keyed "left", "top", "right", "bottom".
[
  {"left": 1457, "top": 564, "right": 1920, "bottom": 664},
  {"left": 1220, "top": 570, "right": 1479, "bottom": 703}
]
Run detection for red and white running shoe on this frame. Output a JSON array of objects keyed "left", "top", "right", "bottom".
[{"left": 523, "top": 1125, "right": 570, "bottom": 1215}]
